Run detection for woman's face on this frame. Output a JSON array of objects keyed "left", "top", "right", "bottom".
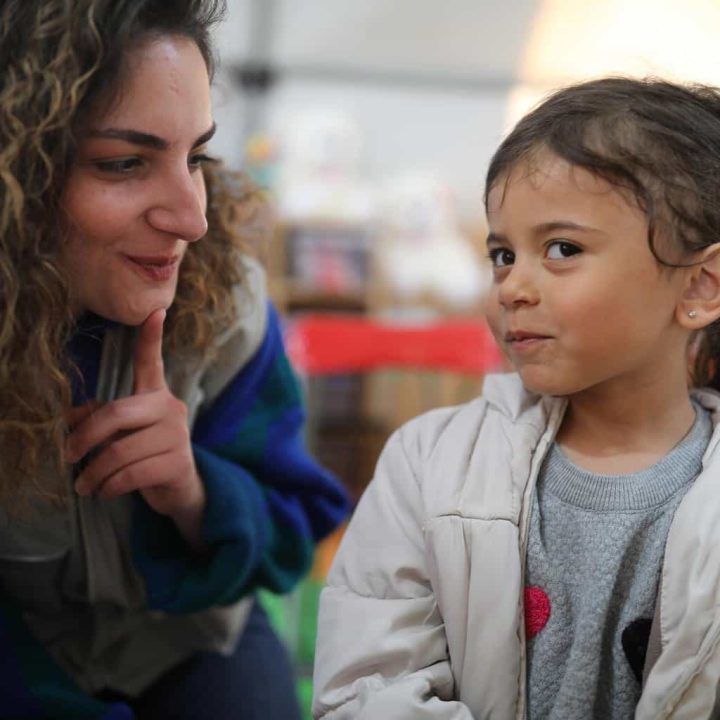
[{"left": 61, "top": 35, "right": 214, "bottom": 325}]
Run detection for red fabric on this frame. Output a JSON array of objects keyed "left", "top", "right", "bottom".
[
  {"left": 285, "top": 314, "right": 503, "bottom": 375},
  {"left": 524, "top": 586, "right": 551, "bottom": 639}
]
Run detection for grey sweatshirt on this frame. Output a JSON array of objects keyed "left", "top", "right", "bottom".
[{"left": 526, "top": 403, "right": 712, "bottom": 719}]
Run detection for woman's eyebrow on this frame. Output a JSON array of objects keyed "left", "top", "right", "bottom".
[
  {"left": 193, "top": 122, "right": 216, "bottom": 148},
  {"left": 87, "top": 122, "right": 217, "bottom": 150}
]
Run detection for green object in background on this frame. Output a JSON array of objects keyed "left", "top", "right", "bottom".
[
  {"left": 298, "top": 578, "right": 322, "bottom": 664},
  {"left": 297, "top": 677, "right": 314, "bottom": 720},
  {"left": 259, "top": 577, "right": 324, "bottom": 720},
  {"left": 258, "top": 589, "right": 287, "bottom": 637}
]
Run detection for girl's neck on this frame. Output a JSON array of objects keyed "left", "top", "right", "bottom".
[{"left": 556, "top": 373, "right": 696, "bottom": 475}]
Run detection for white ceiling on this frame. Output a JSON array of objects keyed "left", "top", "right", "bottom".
[{"left": 219, "top": 0, "right": 539, "bottom": 82}]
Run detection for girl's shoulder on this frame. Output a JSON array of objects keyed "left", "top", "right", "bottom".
[
  {"left": 395, "top": 373, "right": 559, "bottom": 454},
  {"left": 383, "top": 373, "right": 561, "bottom": 487},
  {"left": 366, "top": 374, "right": 557, "bottom": 521}
]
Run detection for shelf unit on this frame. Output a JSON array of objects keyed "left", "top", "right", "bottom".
[{"left": 269, "top": 219, "right": 496, "bottom": 500}]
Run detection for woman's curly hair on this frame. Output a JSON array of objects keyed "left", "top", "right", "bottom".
[{"left": 0, "top": 0, "right": 268, "bottom": 500}]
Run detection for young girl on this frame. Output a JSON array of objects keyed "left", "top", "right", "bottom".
[
  {"left": 0, "top": 1, "right": 348, "bottom": 719},
  {"left": 313, "top": 77, "right": 720, "bottom": 719}
]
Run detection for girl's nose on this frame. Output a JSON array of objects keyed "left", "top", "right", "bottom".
[
  {"left": 497, "top": 263, "right": 540, "bottom": 308},
  {"left": 146, "top": 169, "right": 208, "bottom": 242}
]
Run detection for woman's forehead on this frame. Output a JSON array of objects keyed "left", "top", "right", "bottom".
[
  {"left": 81, "top": 36, "right": 212, "bottom": 137},
  {"left": 89, "top": 35, "right": 206, "bottom": 105}
]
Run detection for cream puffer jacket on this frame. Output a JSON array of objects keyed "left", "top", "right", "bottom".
[{"left": 313, "top": 373, "right": 720, "bottom": 719}]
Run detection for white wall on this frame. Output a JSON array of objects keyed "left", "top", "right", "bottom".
[
  {"left": 209, "top": 0, "right": 720, "bottom": 220},
  {"left": 209, "top": 0, "right": 539, "bottom": 221}
]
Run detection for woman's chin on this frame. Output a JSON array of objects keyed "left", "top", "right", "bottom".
[
  {"left": 124, "top": 304, "right": 172, "bottom": 326},
  {"left": 89, "top": 296, "right": 174, "bottom": 326}
]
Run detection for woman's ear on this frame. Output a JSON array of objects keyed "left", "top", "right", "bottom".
[{"left": 679, "top": 246, "right": 720, "bottom": 329}]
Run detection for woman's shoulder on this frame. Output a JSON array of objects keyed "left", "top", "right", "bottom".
[
  {"left": 215, "top": 254, "right": 269, "bottom": 355},
  {"left": 192, "top": 255, "right": 271, "bottom": 400},
  {"left": 162, "top": 255, "right": 270, "bottom": 408}
]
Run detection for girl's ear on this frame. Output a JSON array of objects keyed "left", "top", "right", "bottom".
[{"left": 679, "top": 246, "right": 720, "bottom": 329}]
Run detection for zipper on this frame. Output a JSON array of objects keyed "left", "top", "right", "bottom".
[{"left": 516, "top": 398, "right": 568, "bottom": 720}]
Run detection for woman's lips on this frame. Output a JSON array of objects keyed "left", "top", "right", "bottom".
[{"left": 123, "top": 254, "right": 180, "bottom": 282}]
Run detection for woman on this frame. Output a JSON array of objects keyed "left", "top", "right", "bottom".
[{"left": 0, "top": 1, "right": 348, "bottom": 718}]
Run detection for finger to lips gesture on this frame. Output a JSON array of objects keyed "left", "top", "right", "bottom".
[{"left": 67, "top": 309, "right": 205, "bottom": 524}]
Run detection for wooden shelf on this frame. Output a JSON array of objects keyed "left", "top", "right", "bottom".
[
  {"left": 269, "top": 281, "right": 367, "bottom": 313},
  {"left": 267, "top": 222, "right": 374, "bottom": 314},
  {"left": 268, "top": 219, "right": 491, "bottom": 500}
]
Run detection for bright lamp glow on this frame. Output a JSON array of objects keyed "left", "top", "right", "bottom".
[{"left": 505, "top": 0, "right": 720, "bottom": 129}]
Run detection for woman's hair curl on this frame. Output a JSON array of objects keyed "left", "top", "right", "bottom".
[{"left": 0, "top": 0, "right": 270, "bottom": 501}]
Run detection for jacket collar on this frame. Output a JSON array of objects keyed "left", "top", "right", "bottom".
[{"left": 481, "top": 372, "right": 566, "bottom": 428}]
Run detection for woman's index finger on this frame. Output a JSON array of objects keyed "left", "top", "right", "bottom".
[
  {"left": 66, "top": 399, "right": 99, "bottom": 430},
  {"left": 133, "top": 308, "right": 167, "bottom": 394}
]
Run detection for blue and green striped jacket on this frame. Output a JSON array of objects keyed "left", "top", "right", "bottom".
[{"left": 0, "top": 299, "right": 349, "bottom": 719}]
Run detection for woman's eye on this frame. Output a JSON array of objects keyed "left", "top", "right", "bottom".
[
  {"left": 94, "top": 158, "right": 142, "bottom": 174},
  {"left": 188, "top": 153, "right": 217, "bottom": 170},
  {"left": 488, "top": 248, "right": 515, "bottom": 268},
  {"left": 547, "top": 241, "right": 581, "bottom": 260}
]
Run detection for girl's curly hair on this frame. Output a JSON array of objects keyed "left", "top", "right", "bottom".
[{"left": 0, "top": 0, "right": 268, "bottom": 500}]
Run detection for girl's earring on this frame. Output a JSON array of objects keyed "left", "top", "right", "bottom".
[{"left": 688, "top": 310, "right": 698, "bottom": 318}]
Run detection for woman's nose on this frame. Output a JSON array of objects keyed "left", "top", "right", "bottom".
[{"left": 146, "top": 169, "right": 208, "bottom": 242}]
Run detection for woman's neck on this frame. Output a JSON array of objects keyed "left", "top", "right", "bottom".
[{"left": 556, "top": 372, "right": 696, "bottom": 475}]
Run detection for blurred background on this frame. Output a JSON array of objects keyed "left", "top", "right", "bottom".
[{"left": 206, "top": 1, "right": 720, "bottom": 714}]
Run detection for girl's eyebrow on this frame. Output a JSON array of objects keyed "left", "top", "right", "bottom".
[
  {"left": 486, "top": 220, "right": 601, "bottom": 247},
  {"left": 87, "top": 122, "right": 217, "bottom": 150},
  {"left": 533, "top": 220, "right": 599, "bottom": 234}
]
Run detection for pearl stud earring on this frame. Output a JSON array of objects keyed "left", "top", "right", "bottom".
[{"left": 688, "top": 310, "right": 698, "bottom": 318}]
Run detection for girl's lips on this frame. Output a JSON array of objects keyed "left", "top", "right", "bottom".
[
  {"left": 123, "top": 254, "right": 180, "bottom": 282},
  {"left": 509, "top": 337, "right": 550, "bottom": 346},
  {"left": 506, "top": 332, "right": 553, "bottom": 352}
]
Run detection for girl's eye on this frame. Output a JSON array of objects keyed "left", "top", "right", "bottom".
[
  {"left": 188, "top": 153, "right": 217, "bottom": 170},
  {"left": 488, "top": 247, "right": 515, "bottom": 268},
  {"left": 547, "top": 241, "right": 581, "bottom": 260},
  {"left": 94, "top": 157, "right": 142, "bottom": 174}
]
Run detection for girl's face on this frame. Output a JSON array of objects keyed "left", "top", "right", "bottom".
[
  {"left": 485, "top": 152, "right": 691, "bottom": 399},
  {"left": 61, "top": 35, "right": 214, "bottom": 325}
]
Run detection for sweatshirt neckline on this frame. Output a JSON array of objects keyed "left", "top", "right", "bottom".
[{"left": 543, "top": 403, "right": 712, "bottom": 511}]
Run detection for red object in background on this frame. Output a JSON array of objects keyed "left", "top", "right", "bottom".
[{"left": 285, "top": 314, "right": 504, "bottom": 375}]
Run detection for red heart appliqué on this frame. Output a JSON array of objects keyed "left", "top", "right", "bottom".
[{"left": 524, "top": 586, "right": 551, "bottom": 639}]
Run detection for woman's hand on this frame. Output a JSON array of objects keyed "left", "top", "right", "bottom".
[{"left": 66, "top": 309, "right": 206, "bottom": 549}]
